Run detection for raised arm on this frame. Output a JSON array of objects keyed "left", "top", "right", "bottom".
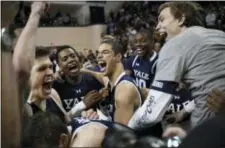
[{"left": 13, "top": 2, "right": 46, "bottom": 81}]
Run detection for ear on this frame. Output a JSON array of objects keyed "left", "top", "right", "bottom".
[
  {"left": 59, "top": 133, "right": 70, "bottom": 148},
  {"left": 178, "top": 15, "right": 186, "bottom": 26},
  {"left": 115, "top": 53, "right": 122, "bottom": 62}
]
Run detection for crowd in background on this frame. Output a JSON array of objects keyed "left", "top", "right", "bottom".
[
  {"left": 105, "top": 1, "right": 225, "bottom": 53},
  {"left": 13, "top": 2, "right": 78, "bottom": 27},
  {"left": 2, "top": 1, "right": 225, "bottom": 148},
  {"left": 11, "top": 1, "right": 225, "bottom": 76}
]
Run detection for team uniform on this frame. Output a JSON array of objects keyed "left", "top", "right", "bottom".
[
  {"left": 68, "top": 117, "right": 135, "bottom": 141},
  {"left": 125, "top": 51, "right": 193, "bottom": 115},
  {"left": 99, "top": 72, "right": 143, "bottom": 122},
  {"left": 124, "top": 51, "right": 158, "bottom": 88},
  {"left": 26, "top": 98, "right": 65, "bottom": 122},
  {"left": 53, "top": 73, "right": 104, "bottom": 112}
]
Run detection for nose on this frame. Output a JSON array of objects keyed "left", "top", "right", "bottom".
[
  {"left": 46, "top": 67, "right": 53, "bottom": 76},
  {"left": 97, "top": 52, "right": 103, "bottom": 60},
  {"left": 156, "top": 23, "right": 160, "bottom": 31}
]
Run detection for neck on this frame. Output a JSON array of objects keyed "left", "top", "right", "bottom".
[
  {"left": 66, "top": 74, "right": 82, "bottom": 85},
  {"left": 108, "top": 63, "right": 124, "bottom": 85},
  {"left": 181, "top": 26, "right": 187, "bottom": 33},
  {"left": 167, "top": 26, "right": 187, "bottom": 41},
  {"left": 28, "top": 92, "right": 44, "bottom": 107},
  {"left": 142, "top": 50, "right": 154, "bottom": 60}
]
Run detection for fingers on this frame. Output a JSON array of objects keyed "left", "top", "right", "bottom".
[
  {"left": 81, "top": 111, "right": 87, "bottom": 118},
  {"left": 162, "top": 126, "right": 187, "bottom": 139},
  {"left": 99, "top": 88, "right": 109, "bottom": 98},
  {"left": 85, "top": 109, "right": 99, "bottom": 120}
]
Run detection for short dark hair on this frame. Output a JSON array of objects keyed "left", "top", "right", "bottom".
[
  {"left": 35, "top": 46, "right": 50, "bottom": 59},
  {"left": 100, "top": 38, "right": 126, "bottom": 56},
  {"left": 55, "top": 45, "right": 81, "bottom": 63},
  {"left": 159, "top": 2, "right": 205, "bottom": 27},
  {"left": 136, "top": 28, "right": 155, "bottom": 48},
  {"left": 102, "top": 123, "right": 137, "bottom": 148},
  {"left": 22, "top": 112, "right": 68, "bottom": 148}
]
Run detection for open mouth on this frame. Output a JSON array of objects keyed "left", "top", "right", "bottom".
[
  {"left": 42, "top": 82, "right": 52, "bottom": 95},
  {"left": 136, "top": 47, "right": 145, "bottom": 55},
  {"left": 98, "top": 60, "right": 107, "bottom": 72},
  {"left": 68, "top": 63, "right": 79, "bottom": 73}
]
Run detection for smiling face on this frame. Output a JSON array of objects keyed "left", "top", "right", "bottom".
[
  {"left": 57, "top": 48, "right": 81, "bottom": 77},
  {"left": 134, "top": 33, "right": 151, "bottom": 57},
  {"left": 97, "top": 43, "right": 117, "bottom": 77},
  {"left": 156, "top": 7, "right": 183, "bottom": 41},
  {"left": 30, "top": 56, "right": 54, "bottom": 99}
]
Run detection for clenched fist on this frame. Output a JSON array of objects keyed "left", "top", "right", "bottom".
[
  {"left": 83, "top": 90, "right": 103, "bottom": 109},
  {"left": 31, "top": 2, "right": 49, "bottom": 16}
]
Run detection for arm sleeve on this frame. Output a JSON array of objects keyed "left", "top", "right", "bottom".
[
  {"left": 129, "top": 42, "right": 187, "bottom": 129},
  {"left": 128, "top": 81, "right": 179, "bottom": 129}
]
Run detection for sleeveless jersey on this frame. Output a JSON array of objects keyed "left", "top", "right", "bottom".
[
  {"left": 102, "top": 72, "right": 143, "bottom": 121},
  {"left": 124, "top": 51, "right": 158, "bottom": 88},
  {"left": 27, "top": 98, "right": 65, "bottom": 122}
]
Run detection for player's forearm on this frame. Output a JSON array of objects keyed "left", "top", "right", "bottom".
[
  {"left": 68, "top": 101, "right": 87, "bottom": 118},
  {"left": 128, "top": 92, "right": 173, "bottom": 129},
  {"left": 13, "top": 12, "right": 41, "bottom": 74},
  {"left": 128, "top": 80, "right": 178, "bottom": 129},
  {"left": 81, "top": 68, "right": 106, "bottom": 86}
]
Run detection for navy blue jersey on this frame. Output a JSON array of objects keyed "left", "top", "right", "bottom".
[
  {"left": 124, "top": 51, "right": 158, "bottom": 88},
  {"left": 53, "top": 73, "right": 104, "bottom": 112},
  {"left": 69, "top": 117, "right": 135, "bottom": 135},
  {"left": 104, "top": 72, "right": 143, "bottom": 121},
  {"left": 27, "top": 98, "right": 65, "bottom": 122},
  {"left": 165, "top": 87, "right": 193, "bottom": 115},
  {"left": 69, "top": 118, "right": 116, "bottom": 133}
]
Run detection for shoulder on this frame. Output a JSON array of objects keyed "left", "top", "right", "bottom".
[{"left": 115, "top": 80, "right": 139, "bottom": 103}]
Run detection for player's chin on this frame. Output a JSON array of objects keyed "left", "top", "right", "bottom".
[
  {"left": 136, "top": 50, "right": 145, "bottom": 56},
  {"left": 69, "top": 70, "right": 80, "bottom": 77},
  {"left": 41, "top": 89, "right": 51, "bottom": 99}
]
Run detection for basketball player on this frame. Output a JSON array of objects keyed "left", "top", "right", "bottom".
[
  {"left": 83, "top": 38, "right": 143, "bottom": 125},
  {"left": 128, "top": 2, "right": 225, "bottom": 129},
  {"left": 22, "top": 111, "right": 137, "bottom": 148},
  {"left": 125, "top": 29, "right": 158, "bottom": 89},
  {"left": 53, "top": 45, "right": 108, "bottom": 114}
]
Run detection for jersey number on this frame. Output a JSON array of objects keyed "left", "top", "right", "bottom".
[{"left": 136, "top": 78, "right": 146, "bottom": 88}]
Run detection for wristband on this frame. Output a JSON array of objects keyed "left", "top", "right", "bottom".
[{"left": 70, "top": 101, "right": 87, "bottom": 116}]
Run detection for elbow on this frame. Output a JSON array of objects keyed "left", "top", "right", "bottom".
[
  {"left": 12, "top": 52, "right": 30, "bottom": 75},
  {"left": 12, "top": 58, "right": 27, "bottom": 74}
]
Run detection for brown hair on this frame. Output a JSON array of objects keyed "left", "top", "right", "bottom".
[
  {"left": 159, "top": 2, "right": 205, "bottom": 27},
  {"left": 35, "top": 46, "right": 50, "bottom": 59}
]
